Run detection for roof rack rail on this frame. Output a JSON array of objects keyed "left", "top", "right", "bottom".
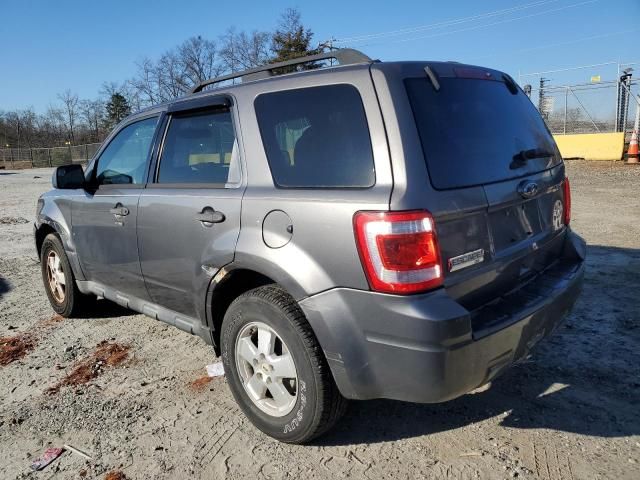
[{"left": 190, "top": 48, "right": 373, "bottom": 93}]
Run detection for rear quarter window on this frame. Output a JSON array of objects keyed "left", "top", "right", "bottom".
[{"left": 255, "top": 84, "right": 375, "bottom": 188}]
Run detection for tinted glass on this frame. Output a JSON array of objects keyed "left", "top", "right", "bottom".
[
  {"left": 255, "top": 84, "right": 375, "bottom": 188},
  {"left": 95, "top": 117, "right": 157, "bottom": 185},
  {"left": 405, "top": 77, "right": 560, "bottom": 189},
  {"left": 157, "top": 109, "right": 239, "bottom": 185}
]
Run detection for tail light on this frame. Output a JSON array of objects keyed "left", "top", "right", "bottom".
[
  {"left": 353, "top": 210, "right": 443, "bottom": 294},
  {"left": 563, "top": 177, "right": 571, "bottom": 225}
]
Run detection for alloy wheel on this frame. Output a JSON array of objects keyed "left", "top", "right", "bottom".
[
  {"left": 46, "top": 250, "right": 66, "bottom": 303},
  {"left": 235, "top": 321, "right": 298, "bottom": 417}
]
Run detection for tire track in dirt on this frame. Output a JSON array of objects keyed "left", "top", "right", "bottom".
[
  {"left": 533, "top": 441, "right": 574, "bottom": 480},
  {"left": 191, "top": 403, "right": 242, "bottom": 469}
]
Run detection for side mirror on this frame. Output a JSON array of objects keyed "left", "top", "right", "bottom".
[{"left": 52, "top": 164, "right": 85, "bottom": 189}]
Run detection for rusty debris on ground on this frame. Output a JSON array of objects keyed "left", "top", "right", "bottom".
[
  {"left": 188, "top": 375, "right": 213, "bottom": 392},
  {"left": 104, "top": 471, "right": 128, "bottom": 480},
  {"left": 36, "top": 314, "right": 64, "bottom": 328},
  {"left": 0, "top": 333, "right": 36, "bottom": 366},
  {"left": 0, "top": 314, "right": 64, "bottom": 367},
  {"left": 47, "top": 341, "right": 130, "bottom": 394}
]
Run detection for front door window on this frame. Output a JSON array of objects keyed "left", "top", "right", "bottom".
[{"left": 94, "top": 117, "right": 158, "bottom": 185}]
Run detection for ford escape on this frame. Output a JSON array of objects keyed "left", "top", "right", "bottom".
[{"left": 35, "top": 49, "right": 585, "bottom": 443}]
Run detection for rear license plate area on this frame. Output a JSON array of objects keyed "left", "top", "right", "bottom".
[{"left": 490, "top": 200, "right": 542, "bottom": 251}]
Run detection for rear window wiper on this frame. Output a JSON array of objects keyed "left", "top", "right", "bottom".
[
  {"left": 510, "top": 148, "right": 554, "bottom": 169},
  {"left": 502, "top": 74, "right": 519, "bottom": 95},
  {"left": 423, "top": 66, "right": 440, "bottom": 92}
]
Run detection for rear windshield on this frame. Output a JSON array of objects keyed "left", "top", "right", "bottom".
[{"left": 405, "top": 76, "right": 560, "bottom": 190}]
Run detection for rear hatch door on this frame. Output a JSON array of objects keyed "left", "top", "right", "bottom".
[{"left": 401, "top": 62, "right": 568, "bottom": 317}]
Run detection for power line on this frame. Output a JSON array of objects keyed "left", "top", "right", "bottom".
[
  {"left": 521, "top": 61, "right": 623, "bottom": 77},
  {"left": 338, "top": 0, "right": 599, "bottom": 48},
  {"left": 334, "top": 0, "right": 561, "bottom": 43},
  {"left": 474, "top": 28, "right": 640, "bottom": 61}
]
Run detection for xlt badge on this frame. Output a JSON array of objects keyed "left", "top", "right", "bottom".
[{"left": 448, "top": 249, "right": 485, "bottom": 272}]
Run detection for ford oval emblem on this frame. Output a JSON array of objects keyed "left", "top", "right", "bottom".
[{"left": 518, "top": 180, "right": 539, "bottom": 199}]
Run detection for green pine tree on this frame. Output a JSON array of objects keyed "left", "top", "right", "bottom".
[
  {"left": 104, "top": 93, "right": 131, "bottom": 130},
  {"left": 270, "top": 8, "right": 320, "bottom": 72}
]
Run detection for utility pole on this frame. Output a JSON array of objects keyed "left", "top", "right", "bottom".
[
  {"left": 563, "top": 87, "right": 569, "bottom": 134},
  {"left": 538, "top": 77, "right": 550, "bottom": 120},
  {"left": 319, "top": 38, "right": 337, "bottom": 66},
  {"left": 616, "top": 68, "right": 633, "bottom": 132},
  {"left": 320, "top": 37, "right": 336, "bottom": 51}
]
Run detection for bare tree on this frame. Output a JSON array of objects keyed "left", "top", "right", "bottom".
[
  {"left": 34, "top": 106, "right": 64, "bottom": 146},
  {"left": 0, "top": 111, "right": 7, "bottom": 147},
  {"left": 80, "top": 99, "right": 104, "bottom": 142},
  {"left": 219, "top": 28, "right": 271, "bottom": 72},
  {"left": 130, "top": 53, "right": 189, "bottom": 106},
  {"left": 121, "top": 81, "right": 143, "bottom": 113},
  {"left": 156, "top": 50, "right": 189, "bottom": 101},
  {"left": 4, "top": 111, "right": 22, "bottom": 149},
  {"left": 130, "top": 35, "right": 227, "bottom": 104},
  {"left": 2, "top": 109, "right": 37, "bottom": 149},
  {"left": 100, "top": 81, "right": 121, "bottom": 98},
  {"left": 129, "top": 58, "right": 161, "bottom": 107},
  {"left": 57, "top": 90, "right": 80, "bottom": 144},
  {"left": 179, "top": 36, "right": 224, "bottom": 85},
  {"left": 18, "top": 109, "right": 37, "bottom": 149}
]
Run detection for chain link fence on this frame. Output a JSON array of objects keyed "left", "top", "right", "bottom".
[
  {"left": 519, "top": 61, "right": 639, "bottom": 138},
  {"left": 528, "top": 80, "right": 639, "bottom": 135},
  {"left": 0, "top": 143, "right": 101, "bottom": 170}
]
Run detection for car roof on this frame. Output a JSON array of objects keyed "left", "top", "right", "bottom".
[{"left": 123, "top": 51, "right": 509, "bottom": 124}]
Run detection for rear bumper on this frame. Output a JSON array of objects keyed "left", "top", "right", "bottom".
[{"left": 300, "top": 230, "right": 586, "bottom": 403}]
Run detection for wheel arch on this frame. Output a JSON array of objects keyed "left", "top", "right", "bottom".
[
  {"left": 206, "top": 267, "right": 277, "bottom": 354},
  {"left": 35, "top": 223, "right": 57, "bottom": 258},
  {"left": 36, "top": 202, "right": 86, "bottom": 281}
]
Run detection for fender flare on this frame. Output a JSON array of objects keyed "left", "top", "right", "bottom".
[{"left": 36, "top": 200, "right": 86, "bottom": 281}]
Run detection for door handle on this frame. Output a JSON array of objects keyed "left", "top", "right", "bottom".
[
  {"left": 195, "top": 208, "right": 225, "bottom": 226},
  {"left": 110, "top": 206, "right": 129, "bottom": 216}
]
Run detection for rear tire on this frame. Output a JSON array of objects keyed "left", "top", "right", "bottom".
[
  {"left": 221, "top": 284, "right": 347, "bottom": 443},
  {"left": 40, "top": 233, "right": 92, "bottom": 317}
]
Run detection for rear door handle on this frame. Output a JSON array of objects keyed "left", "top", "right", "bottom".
[
  {"left": 109, "top": 205, "right": 129, "bottom": 216},
  {"left": 195, "top": 208, "right": 225, "bottom": 225}
]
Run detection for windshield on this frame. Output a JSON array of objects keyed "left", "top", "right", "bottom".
[{"left": 405, "top": 76, "right": 561, "bottom": 190}]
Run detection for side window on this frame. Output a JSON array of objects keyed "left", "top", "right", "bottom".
[
  {"left": 255, "top": 84, "right": 375, "bottom": 188},
  {"left": 156, "top": 109, "right": 240, "bottom": 185},
  {"left": 95, "top": 117, "right": 158, "bottom": 185}
]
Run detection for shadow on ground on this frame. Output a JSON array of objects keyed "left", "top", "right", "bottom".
[
  {"left": 317, "top": 245, "right": 640, "bottom": 446},
  {"left": 0, "top": 276, "right": 11, "bottom": 301},
  {"left": 77, "top": 299, "right": 137, "bottom": 319}
]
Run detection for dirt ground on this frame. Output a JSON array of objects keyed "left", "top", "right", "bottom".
[{"left": 0, "top": 162, "right": 639, "bottom": 480}]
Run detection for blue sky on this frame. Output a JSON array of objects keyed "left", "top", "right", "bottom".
[{"left": 1, "top": 0, "right": 638, "bottom": 112}]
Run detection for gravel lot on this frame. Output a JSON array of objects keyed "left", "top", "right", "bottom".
[{"left": 1, "top": 162, "right": 639, "bottom": 479}]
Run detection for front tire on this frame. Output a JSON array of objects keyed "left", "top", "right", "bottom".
[
  {"left": 221, "top": 284, "right": 347, "bottom": 443},
  {"left": 40, "top": 233, "right": 91, "bottom": 317}
]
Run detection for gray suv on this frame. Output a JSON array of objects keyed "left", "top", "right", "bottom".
[{"left": 35, "top": 49, "right": 585, "bottom": 443}]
